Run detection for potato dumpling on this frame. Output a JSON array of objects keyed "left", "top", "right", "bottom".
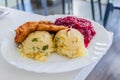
[
  {"left": 54, "top": 28, "right": 87, "bottom": 58},
  {"left": 18, "top": 31, "right": 54, "bottom": 61}
]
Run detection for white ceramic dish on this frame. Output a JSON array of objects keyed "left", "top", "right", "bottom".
[
  {"left": 0, "top": 8, "right": 10, "bottom": 18},
  {"left": 0, "top": 15, "right": 110, "bottom": 73}
]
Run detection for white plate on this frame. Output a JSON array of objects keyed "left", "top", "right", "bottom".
[
  {"left": 0, "top": 15, "right": 109, "bottom": 73},
  {"left": 0, "top": 8, "right": 10, "bottom": 18}
]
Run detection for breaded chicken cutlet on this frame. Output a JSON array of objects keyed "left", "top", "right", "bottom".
[{"left": 14, "top": 21, "right": 68, "bottom": 44}]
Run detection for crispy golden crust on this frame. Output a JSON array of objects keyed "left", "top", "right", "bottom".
[{"left": 14, "top": 21, "right": 68, "bottom": 44}]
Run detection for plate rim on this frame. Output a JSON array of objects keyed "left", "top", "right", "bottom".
[{"left": 0, "top": 8, "right": 10, "bottom": 18}]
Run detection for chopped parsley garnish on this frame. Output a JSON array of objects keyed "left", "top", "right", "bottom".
[
  {"left": 32, "top": 38, "right": 38, "bottom": 42},
  {"left": 42, "top": 45, "right": 48, "bottom": 51},
  {"left": 32, "top": 46, "right": 35, "bottom": 50},
  {"left": 36, "top": 47, "right": 40, "bottom": 50},
  {"left": 32, "top": 47, "right": 40, "bottom": 51}
]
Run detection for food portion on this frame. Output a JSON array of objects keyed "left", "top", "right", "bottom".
[
  {"left": 55, "top": 16, "right": 96, "bottom": 47},
  {"left": 18, "top": 31, "right": 54, "bottom": 61},
  {"left": 15, "top": 21, "right": 69, "bottom": 61},
  {"left": 15, "top": 21, "right": 68, "bottom": 44},
  {"left": 54, "top": 28, "right": 86, "bottom": 58},
  {"left": 14, "top": 16, "right": 96, "bottom": 61}
]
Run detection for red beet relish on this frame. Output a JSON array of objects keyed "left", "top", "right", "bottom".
[{"left": 55, "top": 16, "right": 96, "bottom": 48}]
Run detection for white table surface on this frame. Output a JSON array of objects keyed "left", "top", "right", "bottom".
[{"left": 0, "top": 6, "right": 111, "bottom": 80}]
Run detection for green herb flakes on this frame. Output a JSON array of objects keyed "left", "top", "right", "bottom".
[
  {"left": 32, "top": 38, "right": 38, "bottom": 42},
  {"left": 42, "top": 45, "right": 48, "bottom": 51}
]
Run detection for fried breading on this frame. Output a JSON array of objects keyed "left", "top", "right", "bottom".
[
  {"left": 36, "top": 22, "right": 68, "bottom": 32},
  {"left": 14, "top": 21, "right": 68, "bottom": 44}
]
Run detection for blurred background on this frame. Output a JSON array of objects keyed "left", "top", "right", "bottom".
[{"left": 0, "top": 0, "right": 107, "bottom": 21}]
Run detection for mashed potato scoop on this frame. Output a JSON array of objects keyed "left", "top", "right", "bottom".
[
  {"left": 54, "top": 28, "right": 87, "bottom": 58},
  {"left": 18, "top": 31, "right": 54, "bottom": 61}
]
